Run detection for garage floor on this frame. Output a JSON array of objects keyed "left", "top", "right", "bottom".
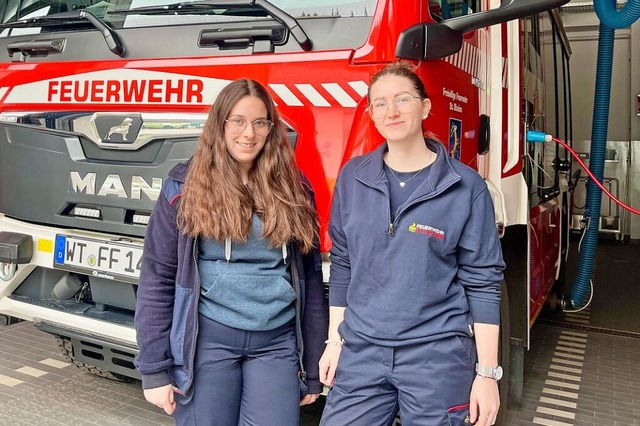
[{"left": 514, "top": 238, "right": 640, "bottom": 426}]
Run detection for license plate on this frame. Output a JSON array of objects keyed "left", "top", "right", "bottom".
[{"left": 54, "top": 235, "right": 143, "bottom": 283}]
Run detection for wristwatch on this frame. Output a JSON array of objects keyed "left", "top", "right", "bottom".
[{"left": 476, "top": 363, "right": 503, "bottom": 381}]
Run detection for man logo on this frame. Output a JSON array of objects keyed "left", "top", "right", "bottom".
[{"left": 106, "top": 117, "right": 134, "bottom": 141}]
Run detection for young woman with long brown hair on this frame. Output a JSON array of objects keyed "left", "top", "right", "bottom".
[{"left": 134, "top": 79, "right": 327, "bottom": 425}]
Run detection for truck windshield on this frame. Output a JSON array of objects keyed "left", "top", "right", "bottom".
[
  {"left": 429, "top": 0, "right": 479, "bottom": 20},
  {"left": 0, "top": 0, "right": 378, "bottom": 29}
]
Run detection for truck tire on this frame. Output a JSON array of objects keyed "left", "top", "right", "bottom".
[
  {"left": 496, "top": 280, "right": 510, "bottom": 426},
  {"left": 57, "top": 337, "right": 134, "bottom": 383}
]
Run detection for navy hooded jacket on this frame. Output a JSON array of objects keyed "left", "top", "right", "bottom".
[{"left": 134, "top": 161, "right": 328, "bottom": 396}]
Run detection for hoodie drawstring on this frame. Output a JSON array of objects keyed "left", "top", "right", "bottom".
[{"left": 225, "top": 238, "right": 231, "bottom": 264}]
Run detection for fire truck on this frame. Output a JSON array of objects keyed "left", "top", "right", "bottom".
[{"left": 0, "top": 0, "right": 572, "bottom": 416}]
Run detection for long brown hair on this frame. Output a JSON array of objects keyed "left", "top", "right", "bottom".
[{"left": 178, "top": 79, "right": 318, "bottom": 253}]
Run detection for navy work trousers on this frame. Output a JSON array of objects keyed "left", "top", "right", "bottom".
[
  {"left": 173, "top": 315, "right": 300, "bottom": 426},
  {"left": 320, "top": 322, "right": 477, "bottom": 426}
]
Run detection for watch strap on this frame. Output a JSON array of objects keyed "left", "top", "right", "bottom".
[{"left": 475, "top": 363, "right": 502, "bottom": 380}]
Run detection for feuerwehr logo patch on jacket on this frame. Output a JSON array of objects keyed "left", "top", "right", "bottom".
[{"left": 408, "top": 222, "right": 445, "bottom": 240}]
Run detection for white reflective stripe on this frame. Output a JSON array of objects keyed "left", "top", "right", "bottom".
[
  {"left": 464, "top": 43, "right": 471, "bottom": 73},
  {"left": 321, "top": 83, "right": 357, "bottom": 107},
  {"left": 503, "top": 20, "right": 520, "bottom": 173},
  {"left": 461, "top": 43, "right": 467, "bottom": 73},
  {"left": 269, "top": 84, "right": 303, "bottom": 106},
  {"left": 444, "top": 43, "right": 486, "bottom": 75},
  {"left": 478, "top": 49, "right": 486, "bottom": 85},
  {"left": 471, "top": 45, "right": 478, "bottom": 75},
  {"left": 295, "top": 84, "right": 331, "bottom": 107},
  {"left": 348, "top": 81, "right": 369, "bottom": 97},
  {"left": 0, "top": 87, "right": 8, "bottom": 100},
  {"left": 445, "top": 43, "right": 492, "bottom": 78},
  {"left": 502, "top": 57, "right": 508, "bottom": 89}
]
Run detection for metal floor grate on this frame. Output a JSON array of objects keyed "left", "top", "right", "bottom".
[{"left": 538, "top": 318, "right": 640, "bottom": 339}]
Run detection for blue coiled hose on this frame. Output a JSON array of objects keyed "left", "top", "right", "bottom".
[
  {"left": 569, "top": 0, "right": 640, "bottom": 308},
  {"left": 594, "top": 0, "right": 640, "bottom": 28}
]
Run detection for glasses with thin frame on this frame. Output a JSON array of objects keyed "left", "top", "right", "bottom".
[
  {"left": 367, "top": 94, "right": 423, "bottom": 119},
  {"left": 225, "top": 117, "right": 273, "bottom": 136}
]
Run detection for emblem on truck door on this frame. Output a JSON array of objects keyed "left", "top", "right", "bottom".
[
  {"left": 89, "top": 113, "right": 143, "bottom": 144},
  {"left": 106, "top": 118, "right": 134, "bottom": 141}
]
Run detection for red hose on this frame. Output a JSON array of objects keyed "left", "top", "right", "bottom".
[{"left": 552, "top": 137, "right": 640, "bottom": 215}]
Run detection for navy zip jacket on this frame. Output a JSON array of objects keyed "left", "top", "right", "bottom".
[
  {"left": 134, "top": 161, "right": 328, "bottom": 397},
  {"left": 329, "top": 140, "right": 505, "bottom": 346}
]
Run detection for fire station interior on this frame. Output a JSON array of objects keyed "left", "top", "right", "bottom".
[
  {"left": 256, "top": 4, "right": 636, "bottom": 426},
  {"left": 488, "top": 3, "right": 640, "bottom": 425},
  {"left": 0, "top": 2, "right": 639, "bottom": 426},
  {"left": 511, "top": 2, "right": 640, "bottom": 424}
]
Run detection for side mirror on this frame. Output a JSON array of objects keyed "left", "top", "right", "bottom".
[
  {"left": 396, "top": 24, "right": 462, "bottom": 60},
  {"left": 396, "top": 0, "right": 570, "bottom": 60}
]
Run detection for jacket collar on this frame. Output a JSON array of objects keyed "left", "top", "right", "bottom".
[
  {"left": 168, "top": 158, "right": 192, "bottom": 183},
  {"left": 353, "top": 139, "right": 461, "bottom": 195}
]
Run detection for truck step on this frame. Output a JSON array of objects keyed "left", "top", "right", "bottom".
[{"left": 8, "top": 295, "right": 134, "bottom": 326}]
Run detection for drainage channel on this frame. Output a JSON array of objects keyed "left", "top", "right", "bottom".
[{"left": 538, "top": 318, "right": 640, "bottom": 339}]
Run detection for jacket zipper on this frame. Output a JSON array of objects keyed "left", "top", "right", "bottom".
[
  {"left": 290, "top": 246, "right": 306, "bottom": 382},
  {"left": 354, "top": 144, "right": 461, "bottom": 238},
  {"left": 183, "top": 237, "right": 200, "bottom": 396},
  {"left": 183, "top": 239, "right": 305, "bottom": 391},
  {"left": 387, "top": 188, "right": 451, "bottom": 237}
]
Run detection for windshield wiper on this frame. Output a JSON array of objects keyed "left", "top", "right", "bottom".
[
  {"left": 0, "top": 10, "right": 125, "bottom": 57},
  {"left": 109, "top": 0, "right": 312, "bottom": 51}
]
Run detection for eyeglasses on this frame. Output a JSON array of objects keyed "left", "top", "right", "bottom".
[
  {"left": 225, "top": 117, "right": 273, "bottom": 136},
  {"left": 367, "top": 94, "right": 423, "bottom": 119}
]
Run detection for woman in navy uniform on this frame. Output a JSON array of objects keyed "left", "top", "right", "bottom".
[{"left": 319, "top": 62, "right": 505, "bottom": 426}]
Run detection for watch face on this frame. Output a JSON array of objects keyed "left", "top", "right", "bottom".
[{"left": 494, "top": 366, "right": 504, "bottom": 380}]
